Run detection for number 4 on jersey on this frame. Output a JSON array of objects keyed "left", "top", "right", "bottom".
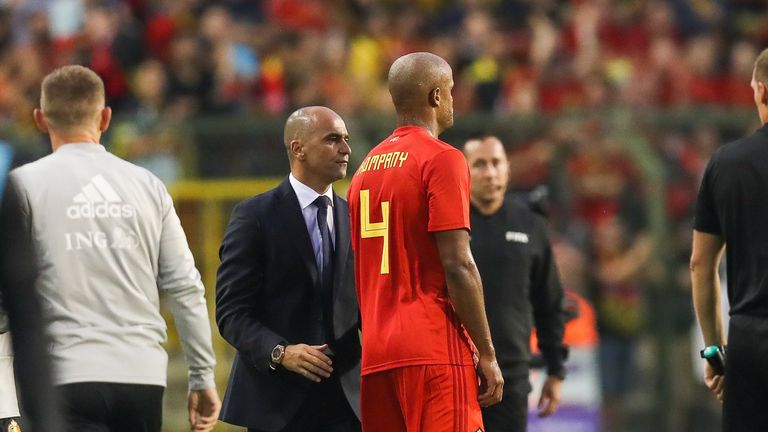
[{"left": 360, "top": 189, "right": 390, "bottom": 274}]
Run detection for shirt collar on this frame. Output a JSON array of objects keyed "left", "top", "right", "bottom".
[{"left": 289, "top": 173, "right": 334, "bottom": 210}]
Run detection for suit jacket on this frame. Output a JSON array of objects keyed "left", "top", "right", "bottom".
[{"left": 216, "top": 179, "right": 361, "bottom": 430}]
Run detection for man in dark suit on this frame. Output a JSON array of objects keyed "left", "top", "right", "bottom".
[{"left": 216, "top": 106, "right": 361, "bottom": 432}]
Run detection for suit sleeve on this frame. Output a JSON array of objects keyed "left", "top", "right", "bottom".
[
  {"left": 1, "top": 174, "right": 63, "bottom": 431},
  {"left": 529, "top": 216, "right": 566, "bottom": 378},
  {"left": 156, "top": 184, "right": 216, "bottom": 391},
  {"left": 216, "top": 201, "right": 284, "bottom": 374}
]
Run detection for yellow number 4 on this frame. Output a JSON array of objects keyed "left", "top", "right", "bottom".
[{"left": 360, "top": 189, "right": 390, "bottom": 274}]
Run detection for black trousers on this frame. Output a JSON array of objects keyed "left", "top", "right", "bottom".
[
  {"left": 58, "top": 382, "right": 164, "bottom": 432},
  {"left": 723, "top": 315, "right": 768, "bottom": 432},
  {"left": 249, "top": 375, "right": 359, "bottom": 432},
  {"left": 482, "top": 377, "right": 530, "bottom": 432}
]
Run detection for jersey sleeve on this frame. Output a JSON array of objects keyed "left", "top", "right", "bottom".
[
  {"left": 423, "top": 149, "right": 471, "bottom": 232},
  {"left": 694, "top": 156, "right": 721, "bottom": 234}
]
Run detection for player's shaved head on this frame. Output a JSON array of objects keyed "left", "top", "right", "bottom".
[
  {"left": 387, "top": 52, "right": 455, "bottom": 136},
  {"left": 283, "top": 106, "right": 340, "bottom": 157},
  {"left": 388, "top": 52, "right": 452, "bottom": 112}
]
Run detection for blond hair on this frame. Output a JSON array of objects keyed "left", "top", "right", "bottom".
[{"left": 40, "top": 65, "right": 105, "bottom": 134}]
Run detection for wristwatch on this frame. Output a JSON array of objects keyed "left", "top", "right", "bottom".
[
  {"left": 269, "top": 344, "right": 285, "bottom": 370},
  {"left": 700, "top": 344, "right": 726, "bottom": 358}
]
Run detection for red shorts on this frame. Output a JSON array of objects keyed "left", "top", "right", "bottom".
[{"left": 361, "top": 365, "right": 484, "bottom": 432}]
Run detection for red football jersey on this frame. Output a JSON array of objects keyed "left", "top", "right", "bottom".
[{"left": 348, "top": 126, "right": 475, "bottom": 375}]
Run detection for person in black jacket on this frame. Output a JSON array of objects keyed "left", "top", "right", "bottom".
[
  {"left": 0, "top": 143, "right": 62, "bottom": 432},
  {"left": 215, "top": 106, "right": 361, "bottom": 432},
  {"left": 464, "top": 136, "right": 566, "bottom": 432}
]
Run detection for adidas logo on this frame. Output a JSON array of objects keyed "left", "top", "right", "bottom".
[{"left": 66, "top": 175, "right": 136, "bottom": 219}]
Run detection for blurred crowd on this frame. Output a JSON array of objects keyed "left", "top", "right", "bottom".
[
  {"left": 1, "top": 0, "right": 765, "bottom": 431},
  {"left": 504, "top": 111, "right": 729, "bottom": 430},
  {"left": 0, "top": 0, "right": 766, "bottom": 122}
]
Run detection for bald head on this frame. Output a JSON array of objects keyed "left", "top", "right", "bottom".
[
  {"left": 387, "top": 52, "right": 455, "bottom": 135},
  {"left": 388, "top": 52, "right": 453, "bottom": 113},
  {"left": 283, "top": 106, "right": 350, "bottom": 192},
  {"left": 283, "top": 106, "right": 341, "bottom": 156}
]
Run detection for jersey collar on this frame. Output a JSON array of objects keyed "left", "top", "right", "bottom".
[{"left": 392, "top": 125, "right": 432, "bottom": 138}]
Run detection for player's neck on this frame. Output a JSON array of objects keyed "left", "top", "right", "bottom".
[
  {"left": 395, "top": 115, "right": 438, "bottom": 138},
  {"left": 50, "top": 131, "right": 102, "bottom": 152}
]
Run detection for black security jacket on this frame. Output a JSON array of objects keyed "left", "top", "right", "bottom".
[{"left": 470, "top": 198, "right": 566, "bottom": 381}]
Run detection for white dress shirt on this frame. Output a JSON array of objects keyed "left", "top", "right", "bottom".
[{"left": 289, "top": 174, "right": 335, "bottom": 270}]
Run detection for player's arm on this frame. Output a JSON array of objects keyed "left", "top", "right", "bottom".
[
  {"left": 690, "top": 230, "right": 725, "bottom": 346},
  {"left": 157, "top": 185, "right": 216, "bottom": 389},
  {"left": 156, "top": 184, "right": 220, "bottom": 431},
  {"left": 530, "top": 220, "right": 566, "bottom": 377},
  {"left": 434, "top": 229, "right": 503, "bottom": 407},
  {"left": 690, "top": 155, "right": 726, "bottom": 399},
  {"left": 529, "top": 218, "right": 565, "bottom": 417},
  {"left": 690, "top": 229, "right": 725, "bottom": 400}
]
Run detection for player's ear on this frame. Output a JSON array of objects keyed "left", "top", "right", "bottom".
[
  {"left": 290, "top": 140, "right": 305, "bottom": 160},
  {"left": 99, "top": 107, "right": 112, "bottom": 132},
  {"left": 759, "top": 82, "right": 768, "bottom": 105},
  {"left": 428, "top": 87, "right": 440, "bottom": 108},
  {"left": 33, "top": 108, "right": 49, "bottom": 133}
]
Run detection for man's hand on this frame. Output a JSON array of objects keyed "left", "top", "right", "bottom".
[
  {"left": 704, "top": 362, "right": 724, "bottom": 401},
  {"left": 537, "top": 376, "right": 562, "bottom": 417},
  {"left": 188, "top": 388, "right": 221, "bottom": 431},
  {"left": 477, "top": 355, "right": 504, "bottom": 407},
  {"left": 281, "top": 344, "right": 333, "bottom": 382}
]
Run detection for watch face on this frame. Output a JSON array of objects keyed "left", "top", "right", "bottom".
[{"left": 271, "top": 345, "right": 284, "bottom": 362}]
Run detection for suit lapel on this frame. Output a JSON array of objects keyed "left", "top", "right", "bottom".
[
  {"left": 276, "top": 180, "right": 319, "bottom": 288},
  {"left": 332, "top": 193, "right": 350, "bottom": 298}
]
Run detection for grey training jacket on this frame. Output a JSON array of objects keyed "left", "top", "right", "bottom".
[{"left": 10, "top": 143, "right": 215, "bottom": 390}]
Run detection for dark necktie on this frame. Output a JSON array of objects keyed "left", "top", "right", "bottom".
[{"left": 313, "top": 196, "right": 334, "bottom": 342}]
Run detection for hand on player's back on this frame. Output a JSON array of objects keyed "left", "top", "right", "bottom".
[
  {"left": 477, "top": 355, "right": 504, "bottom": 407},
  {"left": 282, "top": 344, "right": 334, "bottom": 382}
]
